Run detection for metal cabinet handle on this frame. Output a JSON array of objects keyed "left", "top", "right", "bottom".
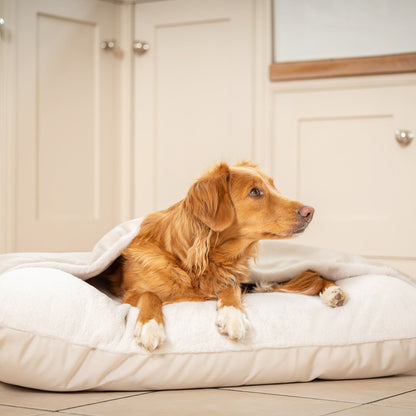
[
  {"left": 0, "top": 16, "right": 5, "bottom": 39},
  {"left": 100, "top": 40, "right": 117, "bottom": 50},
  {"left": 395, "top": 129, "right": 414, "bottom": 146},
  {"left": 133, "top": 40, "right": 150, "bottom": 55}
]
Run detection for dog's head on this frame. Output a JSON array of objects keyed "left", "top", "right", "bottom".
[{"left": 185, "top": 161, "right": 314, "bottom": 240}]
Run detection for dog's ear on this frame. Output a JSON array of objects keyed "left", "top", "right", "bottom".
[{"left": 185, "top": 162, "right": 235, "bottom": 232}]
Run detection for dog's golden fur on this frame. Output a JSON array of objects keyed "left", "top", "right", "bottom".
[{"left": 110, "top": 161, "right": 346, "bottom": 351}]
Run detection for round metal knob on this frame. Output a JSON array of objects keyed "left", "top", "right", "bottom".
[
  {"left": 0, "top": 17, "right": 5, "bottom": 26},
  {"left": 133, "top": 40, "right": 150, "bottom": 55},
  {"left": 395, "top": 129, "right": 414, "bottom": 146},
  {"left": 100, "top": 40, "right": 116, "bottom": 50}
]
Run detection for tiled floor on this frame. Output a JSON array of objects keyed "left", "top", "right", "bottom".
[{"left": 0, "top": 371, "right": 415, "bottom": 416}]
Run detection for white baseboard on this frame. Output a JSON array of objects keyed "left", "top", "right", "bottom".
[{"left": 368, "top": 257, "right": 416, "bottom": 282}]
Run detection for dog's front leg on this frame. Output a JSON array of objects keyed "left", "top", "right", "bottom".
[
  {"left": 216, "top": 285, "right": 249, "bottom": 341},
  {"left": 124, "top": 290, "right": 166, "bottom": 353}
]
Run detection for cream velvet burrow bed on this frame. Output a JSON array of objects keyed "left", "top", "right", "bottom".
[{"left": 0, "top": 219, "right": 415, "bottom": 392}]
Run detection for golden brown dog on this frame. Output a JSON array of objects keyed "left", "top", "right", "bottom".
[{"left": 110, "top": 161, "right": 346, "bottom": 352}]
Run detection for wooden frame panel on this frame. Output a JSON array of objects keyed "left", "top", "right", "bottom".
[{"left": 270, "top": 52, "right": 416, "bottom": 81}]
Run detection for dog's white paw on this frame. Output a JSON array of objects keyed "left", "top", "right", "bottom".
[
  {"left": 320, "top": 286, "right": 347, "bottom": 308},
  {"left": 135, "top": 319, "right": 166, "bottom": 352},
  {"left": 216, "top": 306, "right": 249, "bottom": 341}
]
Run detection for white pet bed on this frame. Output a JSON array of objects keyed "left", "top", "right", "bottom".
[{"left": 0, "top": 219, "right": 415, "bottom": 392}]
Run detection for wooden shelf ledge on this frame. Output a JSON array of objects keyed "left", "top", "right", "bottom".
[{"left": 269, "top": 52, "right": 416, "bottom": 81}]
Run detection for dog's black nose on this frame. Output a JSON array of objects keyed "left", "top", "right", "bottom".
[{"left": 297, "top": 206, "right": 314, "bottom": 223}]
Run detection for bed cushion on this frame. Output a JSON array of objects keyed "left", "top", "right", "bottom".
[{"left": 0, "top": 266, "right": 415, "bottom": 391}]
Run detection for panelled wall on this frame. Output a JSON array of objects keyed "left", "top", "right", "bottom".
[
  {"left": 270, "top": 75, "right": 416, "bottom": 275},
  {"left": 133, "top": 0, "right": 258, "bottom": 215},
  {"left": 1, "top": 0, "right": 415, "bottom": 277},
  {"left": 1, "top": 0, "right": 125, "bottom": 252},
  {"left": 131, "top": 0, "right": 416, "bottom": 276}
]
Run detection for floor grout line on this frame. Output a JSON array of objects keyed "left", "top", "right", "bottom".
[
  {"left": 317, "top": 387, "right": 416, "bottom": 416},
  {"left": 58, "top": 391, "right": 153, "bottom": 412},
  {"left": 0, "top": 403, "right": 51, "bottom": 412},
  {"left": 364, "top": 387, "right": 416, "bottom": 406},
  {"left": 56, "top": 411, "right": 94, "bottom": 416},
  {"left": 57, "top": 411, "right": 99, "bottom": 416},
  {"left": 319, "top": 403, "right": 363, "bottom": 416},
  {"left": 0, "top": 391, "right": 152, "bottom": 414},
  {"left": 219, "top": 387, "right": 358, "bottom": 404}
]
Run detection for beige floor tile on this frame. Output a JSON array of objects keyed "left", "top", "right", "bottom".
[
  {"left": 68, "top": 388, "right": 355, "bottom": 416},
  {"left": 0, "top": 405, "right": 44, "bottom": 416},
  {"left": 0, "top": 382, "right": 144, "bottom": 412},
  {"left": 33, "top": 413, "right": 98, "bottom": 416},
  {"left": 328, "top": 403, "right": 416, "bottom": 416},
  {"left": 375, "top": 390, "right": 416, "bottom": 409},
  {"left": 224, "top": 373, "right": 416, "bottom": 404},
  {"left": 33, "top": 414, "right": 88, "bottom": 416}
]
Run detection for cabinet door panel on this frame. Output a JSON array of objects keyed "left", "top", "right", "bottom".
[
  {"left": 134, "top": 0, "right": 254, "bottom": 215},
  {"left": 273, "top": 84, "right": 416, "bottom": 258},
  {"left": 15, "top": 0, "right": 117, "bottom": 252},
  {"left": 37, "top": 13, "right": 97, "bottom": 221}
]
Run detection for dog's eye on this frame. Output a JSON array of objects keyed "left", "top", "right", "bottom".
[{"left": 249, "top": 188, "right": 263, "bottom": 198}]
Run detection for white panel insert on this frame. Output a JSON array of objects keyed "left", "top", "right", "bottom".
[
  {"left": 154, "top": 19, "right": 249, "bottom": 209},
  {"left": 37, "top": 13, "right": 98, "bottom": 220},
  {"left": 298, "top": 116, "right": 395, "bottom": 221},
  {"left": 133, "top": 0, "right": 254, "bottom": 216}
]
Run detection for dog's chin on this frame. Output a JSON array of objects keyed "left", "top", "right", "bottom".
[{"left": 262, "top": 226, "right": 307, "bottom": 240}]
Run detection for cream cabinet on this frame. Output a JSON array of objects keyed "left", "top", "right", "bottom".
[
  {"left": 1, "top": 0, "right": 415, "bottom": 279},
  {"left": 271, "top": 75, "right": 416, "bottom": 276},
  {"left": 1, "top": 0, "right": 264, "bottom": 252},
  {"left": 132, "top": 0, "right": 261, "bottom": 216},
  {"left": 1, "top": 0, "right": 124, "bottom": 252}
]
